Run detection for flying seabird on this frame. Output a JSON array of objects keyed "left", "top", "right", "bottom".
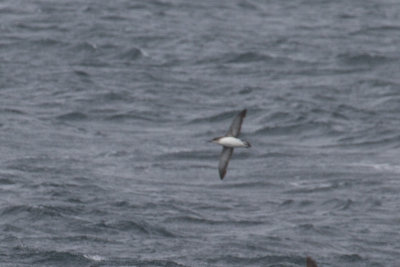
[{"left": 210, "top": 109, "right": 251, "bottom": 180}]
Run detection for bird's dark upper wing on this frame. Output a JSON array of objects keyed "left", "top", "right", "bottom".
[
  {"left": 306, "top": 257, "right": 318, "bottom": 267},
  {"left": 218, "top": 147, "right": 234, "bottom": 180},
  {"left": 226, "top": 109, "right": 246, "bottom": 137}
]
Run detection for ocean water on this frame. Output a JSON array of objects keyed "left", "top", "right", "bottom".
[{"left": 1, "top": 0, "right": 400, "bottom": 266}]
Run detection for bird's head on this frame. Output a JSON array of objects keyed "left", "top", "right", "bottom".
[{"left": 209, "top": 137, "right": 222, "bottom": 143}]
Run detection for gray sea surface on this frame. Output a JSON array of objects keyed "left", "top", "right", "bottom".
[{"left": 1, "top": 0, "right": 400, "bottom": 266}]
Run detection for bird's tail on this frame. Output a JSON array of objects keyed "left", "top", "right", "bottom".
[{"left": 244, "top": 141, "right": 251, "bottom": 148}]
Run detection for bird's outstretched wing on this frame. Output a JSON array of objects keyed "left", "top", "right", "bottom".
[
  {"left": 219, "top": 147, "right": 234, "bottom": 180},
  {"left": 226, "top": 109, "right": 246, "bottom": 137},
  {"left": 306, "top": 257, "right": 318, "bottom": 267}
]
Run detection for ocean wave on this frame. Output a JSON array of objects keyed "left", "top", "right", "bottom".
[
  {"left": 164, "top": 215, "right": 262, "bottom": 227},
  {"left": 337, "top": 253, "right": 363, "bottom": 263},
  {"left": 355, "top": 162, "right": 400, "bottom": 173},
  {"left": 188, "top": 110, "right": 242, "bottom": 124},
  {"left": 100, "top": 91, "right": 133, "bottom": 102},
  {"left": 337, "top": 52, "right": 391, "bottom": 67},
  {"left": 11, "top": 246, "right": 93, "bottom": 266},
  {"left": 56, "top": 111, "right": 88, "bottom": 121},
  {"left": 70, "top": 41, "right": 98, "bottom": 53},
  {"left": 197, "top": 51, "right": 313, "bottom": 67},
  {"left": 106, "top": 112, "right": 159, "bottom": 122},
  {"left": 227, "top": 51, "right": 277, "bottom": 64},
  {"left": 254, "top": 120, "right": 341, "bottom": 137},
  {"left": 10, "top": 245, "right": 181, "bottom": 266},
  {"left": 1, "top": 204, "right": 83, "bottom": 219},
  {"left": 286, "top": 181, "right": 351, "bottom": 194},
  {"left": 118, "top": 47, "right": 147, "bottom": 61},
  {"left": 0, "top": 108, "right": 26, "bottom": 115},
  {"left": 207, "top": 254, "right": 304, "bottom": 266},
  {"left": 322, "top": 198, "right": 354, "bottom": 211},
  {"left": 353, "top": 25, "right": 400, "bottom": 35},
  {"left": 83, "top": 254, "right": 105, "bottom": 261},
  {"left": 96, "top": 219, "right": 176, "bottom": 238},
  {"left": 218, "top": 180, "right": 275, "bottom": 189},
  {"left": 157, "top": 150, "right": 214, "bottom": 161},
  {"left": 338, "top": 133, "right": 400, "bottom": 149},
  {"left": 0, "top": 177, "right": 15, "bottom": 185},
  {"left": 280, "top": 199, "right": 313, "bottom": 209}
]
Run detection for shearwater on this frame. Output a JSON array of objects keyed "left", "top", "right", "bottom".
[{"left": 211, "top": 109, "right": 251, "bottom": 180}]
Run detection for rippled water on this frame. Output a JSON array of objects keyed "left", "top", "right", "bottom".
[{"left": 1, "top": 0, "right": 400, "bottom": 266}]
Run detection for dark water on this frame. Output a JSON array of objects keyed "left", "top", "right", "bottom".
[{"left": 1, "top": 0, "right": 400, "bottom": 266}]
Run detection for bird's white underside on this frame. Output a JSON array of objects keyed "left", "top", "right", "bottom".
[{"left": 214, "top": 136, "right": 247, "bottom": 148}]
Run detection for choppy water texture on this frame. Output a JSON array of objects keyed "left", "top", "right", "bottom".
[{"left": 1, "top": 0, "right": 400, "bottom": 266}]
